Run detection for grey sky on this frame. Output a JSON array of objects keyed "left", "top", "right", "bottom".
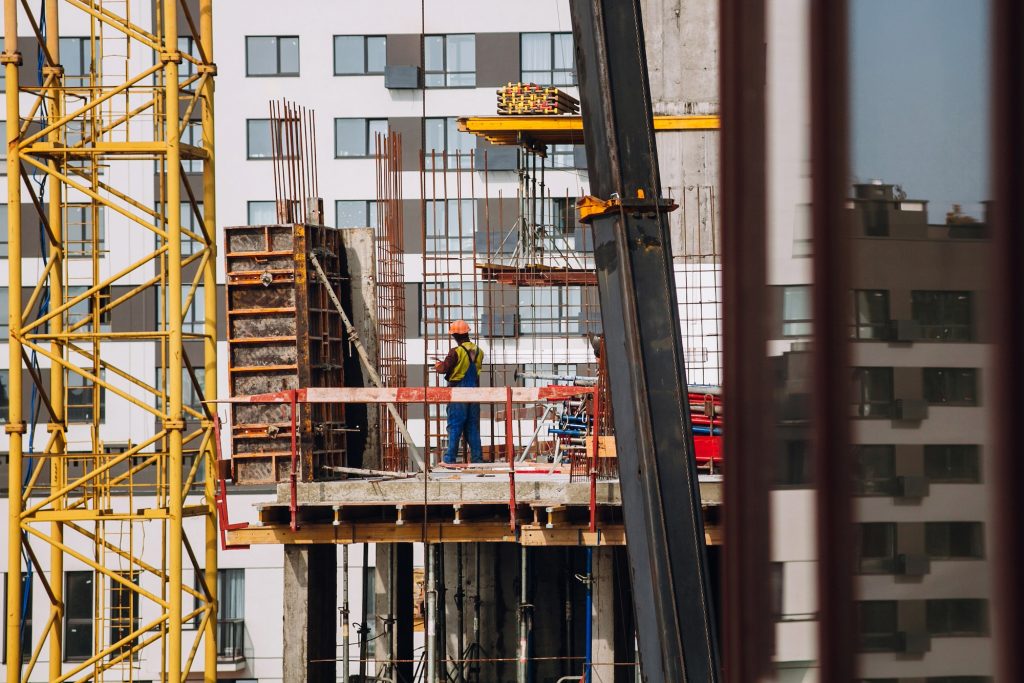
[{"left": 850, "top": 0, "right": 990, "bottom": 223}]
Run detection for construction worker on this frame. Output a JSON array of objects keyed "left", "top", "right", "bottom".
[{"left": 434, "top": 320, "right": 484, "bottom": 464}]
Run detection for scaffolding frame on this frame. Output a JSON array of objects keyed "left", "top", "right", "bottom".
[{"left": 4, "top": 1, "right": 218, "bottom": 680}]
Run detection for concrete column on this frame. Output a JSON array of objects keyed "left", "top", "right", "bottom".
[
  {"left": 376, "top": 543, "right": 414, "bottom": 683},
  {"left": 591, "top": 547, "right": 617, "bottom": 683},
  {"left": 283, "top": 544, "right": 337, "bottom": 683}
]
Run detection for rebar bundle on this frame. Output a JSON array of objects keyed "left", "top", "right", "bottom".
[{"left": 497, "top": 82, "right": 580, "bottom": 115}]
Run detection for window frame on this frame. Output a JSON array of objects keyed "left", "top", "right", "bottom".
[
  {"left": 851, "top": 289, "right": 890, "bottom": 340},
  {"left": 911, "top": 290, "right": 973, "bottom": 342},
  {"left": 335, "top": 200, "right": 379, "bottom": 229},
  {"left": 424, "top": 34, "right": 476, "bottom": 88},
  {"left": 851, "top": 366, "right": 894, "bottom": 418},
  {"left": 245, "top": 35, "right": 300, "bottom": 77},
  {"left": 64, "top": 571, "right": 93, "bottom": 662},
  {"left": 922, "top": 367, "right": 979, "bottom": 406},
  {"left": 520, "top": 31, "right": 576, "bottom": 86},
  {"left": 781, "top": 284, "right": 813, "bottom": 337},
  {"left": 856, "top": 522, "right": 899, "bottom": 574},
  {"left": 333, "top": 35, "right": 386, "bottom": 76},
  {"left": 247, "top": 200, "right": 278, "bottom": 225},
  {"left": 334, "top": 118, "right": 389, "bottom": 159},
  {"left": 925, "top": 598, "right": 988, "bottom": 637},
  {"left": 924, "top": 444, "right": 981, "bottom": 483}
]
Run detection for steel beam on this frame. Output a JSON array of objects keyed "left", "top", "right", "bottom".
[{"left": 568, "top": 1, "right": 721, "bottom": 681}]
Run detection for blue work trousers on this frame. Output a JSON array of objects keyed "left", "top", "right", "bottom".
[{"left": 444, "top": 364, "right": 483, "bottom": 464}]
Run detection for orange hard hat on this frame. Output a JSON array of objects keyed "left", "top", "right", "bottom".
[{"left": 449, "top": 320, "right": 471, "bottom": 335}]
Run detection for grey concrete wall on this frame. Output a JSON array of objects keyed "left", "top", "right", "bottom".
[
  {"left": 642, "top": 0, "right": 722, "bottom": 260},
  {"left": 340, "top": 227, "right": 382, "bottom": 468}
]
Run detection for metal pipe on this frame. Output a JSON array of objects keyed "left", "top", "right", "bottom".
[
  {"left": 5, "top": 0, "right": 26, "bottom": 676},
  {"left": 199, "top": 1, "right": 220, "bottom": 677},
  {"left": 436, "top": 544, "right": 447, "bottom": 681},
  {"left": 425, "top": 544, "right": 438, "bottom": 683},
  {"left": 359, "top": 543, "right": 370, "bottom": 681},
  {"left": 584, "top": 549, "right": 593, "bottom": 683},
  {"left": 341, "top": 544, "right": 350, "bottom": 683},
  {"left": 456, "top": 543, "right": 466, "bottom": 683},
  {"left": 472, "top": 544, "right": 482, "bottom": 683},
  {"left": 517, "top": 546, "right": 532, "bottom": 683},
  {"left": 162, "top": 0, "right": 186, "bottom": 673},
  {"left": 44, "top": 1, "right": 65, "bottom": 677}
]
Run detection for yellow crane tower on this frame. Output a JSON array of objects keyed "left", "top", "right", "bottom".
[{"left": 3, "top": 1, "right": 218, "bottom": 680}]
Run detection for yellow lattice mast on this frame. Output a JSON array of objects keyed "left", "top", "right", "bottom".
[{"left": 3, "top": 1, "right": 218, "bottom": 680}]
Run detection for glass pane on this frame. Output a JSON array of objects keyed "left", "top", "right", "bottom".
[
  {"left": 521, "top": 33, "right": 551, "bottom": 74},
  {"left": 424, "top": 36, "right": 444, "bottom": 72},
  {"left": 368, "top": 119, "right": 389, "bottom": 150},
  {"left": 553, "top": 33, "right": 574, "bottom": 71},
  {"left": 448, "top": 117, "right": 475, "bottom": 156},
  {"left": 334, "top": 36, "right": 365, "bottom": 74},
  {"left": 447, "top": 34, "right": 475, "bottom": 86},
  {"left": 0, "top": 206, "right": 7, "bottom": 257},
  {"left": 424, "top": 118, "right": 445, "bottom": 154},
  {"left": 367, "top": 37, "right": 386, "bottom": 73},
  {"left": 278, "top": 36, "right": 300, "bottom": 74},
  {"left": 247, "top": 120, "right": 272, "bottom": 158},
  {"left": 336, "top": 200, "right": 368, "bottom": 228},
  {"left": 335, "top": 119, "right": 365, "bottom": 157},
  {"left": 248, "top": 201, "right": 277, "bottom": 224},
  {"left": 245, "top": 36, "right": 278, "bottom": 75}
]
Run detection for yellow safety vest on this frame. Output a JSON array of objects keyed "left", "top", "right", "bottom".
[{"left": 449, "top": 342, "right": 484, "bottom": 383}]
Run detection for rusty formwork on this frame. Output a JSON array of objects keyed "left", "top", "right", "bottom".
[{"left": 225, "top": 223, "right": 348, "bottom": 483}]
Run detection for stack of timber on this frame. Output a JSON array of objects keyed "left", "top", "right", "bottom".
[
  {"left": 224, "top": 223, "right": 349, "bottom": 484},
  {"left": 497, "top": 82, "right": 580, "bottom": 115}
]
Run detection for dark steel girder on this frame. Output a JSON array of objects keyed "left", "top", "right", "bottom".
[{"left": 569, "top": 1, "right": 721, "bottom": 681}]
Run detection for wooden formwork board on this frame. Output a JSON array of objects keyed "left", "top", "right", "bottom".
[{"left": 225, "top": 223, "right": 348, "bottom": 484}]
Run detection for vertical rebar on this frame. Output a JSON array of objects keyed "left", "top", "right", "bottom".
[
  {"left": 455, "top": 543, "right": 466, "bottom": 683},
  {"left": 359, "top": 543, "right": 370, "bottom": 681}
]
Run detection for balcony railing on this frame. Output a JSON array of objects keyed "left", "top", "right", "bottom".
[{"left": 217, "top": 618, "right": 245, "bottom": 661}]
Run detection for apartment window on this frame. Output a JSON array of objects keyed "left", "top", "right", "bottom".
[
  {"left": 334, "top": 35, "right": 386, "bottom": 75},
  {"left": 335, "top": 200, "right": 379, "bottom": 228},
  {"left": 542, "top": 143, "right": 583, "bottom": 169},
  {"left": 776, "top": 440, "right": 811, "bottom": 487},
  {"left": 519, "top": 286, "right": 582, "bottom": 336},
  {"left": 424, "top": 117, "right": 476, "bottom": 169},
  {"left": 854, "top": 445, "right": 897, "bottom": 495},
  {"left": 926, "top": 522, "right": 984, "bottom": 559},
  {"left": 335, "top": 118, "right": 388, "bottom": 158},
  {"left": 109, "top": 572, "right": 139, "bottom": 659},
  {"left": 2, "top": 573, "right": 32, "bottom": 662},
  {"left": 857, "top": 523, "right": 897, "bottom": 574},
  {"left": 245, "top": 36, "right": 299, "bottom": 76},
  {"left": 851, "top": 367, "right": 893, "bottom": 417},
  {"left": 178, "top": 36, "right": 197, "bottom": 80},
  {"left": 923, "top": 368, "right": 978, "bottom": 406},
  {"left": 912, "top": 291, "right": 972, "bottom": 342},
  {"left": 521, "top": 32, "right": 575, "bottom": 86},
  {"left": 155, "top": 366, "right": 206, "bottom": 416},
  {"left": 60, "top": 37, "right": 91, "bottom": 87},
  {"left": 1, "top": 203, "right": 8, "bottom": 256},
  {"left": 0, "top": 287, "right": 7, "bottom": 337},
  {"left": 65, "top": 571, "right": 93, "bottom": 662},
  {"left": 246, "top": 119, "right": 274, "bottom": 159},
  {"left": 0, "top": 121, "right": 5, "bottom": 164},
  {"left": 858, "top": 600, "right": 899, "bottom": 652},
  {"left": 852, "top": 290, "right": 889, "bottom": 340},
  {"left": 68, "top": 371, "right": 105, "bottom": 423},
  {"left": 218, "top": 569, "right": 245, "bottom": 661},
  {"left": 549, "top": 196, "right": 579, "bottom": 237},
  {"left": 424, "top": 34, "right": 476, "bottom": 87},
  {"left": 0, "top": 370, "right": 8, "bottom": 422},
  {"left": 67, "top": 286, "right": 111, "bottom": 332},
  {"left": 181, "top": 119, "right": 203, "bottom": 172},
  {"left": 183, "top": 285, "right": 206, "bottom": 335},
  {"left": 422, "top": 282, "right": 476, "bottom": 337},
  {"left": 924, "top": 445, "right": 981, "bottom": 483},
  {"left": 425, "top": 199, "right": 475, "bottom": 252},
  {"left": 66, "top": 204, "right": 105, "bottom": 257},
  {"left": 781, "top": 285, "right": 812, "bottom": 337},
  {"left": 247, "top": 201, "right": 278, "bottom": 225},
  {"left": 926, "top": 598, "right": 987, "bottom": 637}
]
